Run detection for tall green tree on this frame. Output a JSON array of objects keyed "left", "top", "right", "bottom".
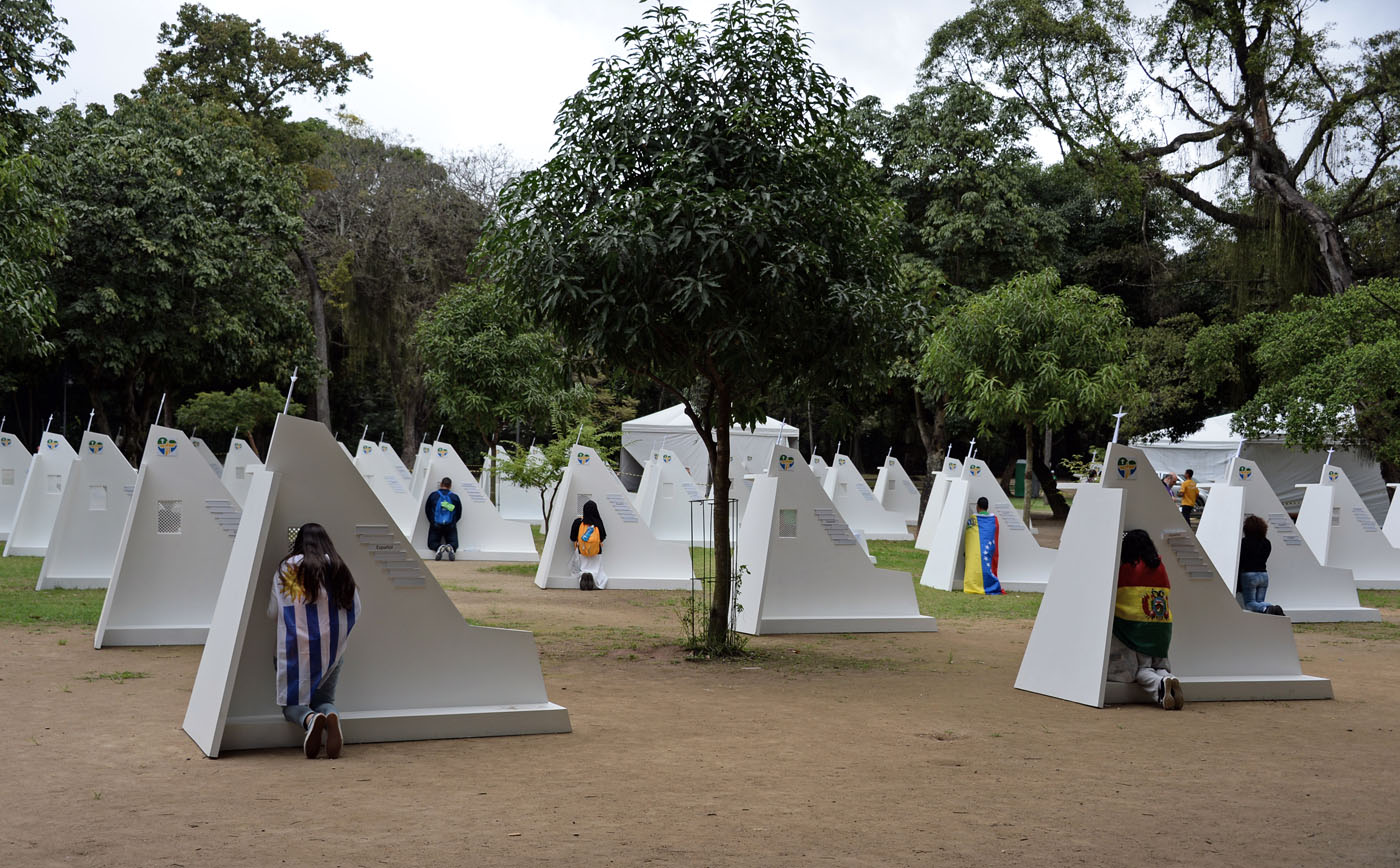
[
  {"left": 0, "top": 0, "right": 73, "bottom": 135},
  {"left": 921, "top": 268, "right": 1142, "bottom": 520},
  {"left": 0, "top": 136, "right": 64, "bottom": 382},
  {"left": 484, "top": 1, "right": 905, "bottom": 653},
  {"left": 140, "top": 3, "right": 372, "bottom": 426},
  {"left": 32, "top": 94, "right": 311, "bottom": 451},
  {"left": 926, "top": 0, "right": 1400, "bottom": 296}
]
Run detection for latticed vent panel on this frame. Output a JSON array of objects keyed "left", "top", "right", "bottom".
[
  {"left": 577, "top": 493, "right": 592, "bottom": 516},
  {"left": 157, "top": 500, "right": 183, "bottom": 534},
  {"left": 778, "top": 509, "right": 798, "bottom": 539},
  {"left": 45, "top": 474, "right": 62, "bottom": 494},
  {"left": 1, "top": 469, "right": 12, "bottom": 486},
  {"left": 88, "top": 485, "right": 108, "bottom": 511},
  {"left": 288, "top": 526, "right": 300, "bottom": 544}
]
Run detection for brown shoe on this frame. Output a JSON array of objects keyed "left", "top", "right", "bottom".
[
  {"left": 303, "top": 713, "right": 326, "bottom": 758},
  {"left": 325, "top": 712, "right": 343, "bottom": 759}
]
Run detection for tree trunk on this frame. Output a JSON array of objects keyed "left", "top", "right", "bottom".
[
  {"left": 295, "top": 245, "right": 333, "bottom": 428},
  {"left": 1030, "top": 442, "right": 1069, "bottom": 520},
  {"left": 911, "top": 390, "right": 947, "bottom": 508},
  {"left": 1023, "top": 422, "right": 1035, "bottom": 527},
  {"left": 706, "top": 385, "right": 734, "bottom": 651}
]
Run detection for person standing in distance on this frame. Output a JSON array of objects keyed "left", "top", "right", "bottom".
[
  {"left": 425, "top": 477, "right": 463, "bottom": 561},
  {"left": 1178, "top": 469, "right": 1200, "bottom": 526}
]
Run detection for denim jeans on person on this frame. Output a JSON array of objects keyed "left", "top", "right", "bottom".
[
  {"left": 282, "top": 662, "right": 341, "bottom": 728},
  {"left": 1237, "top": 571, "right": 1271, "bottom": 613}
]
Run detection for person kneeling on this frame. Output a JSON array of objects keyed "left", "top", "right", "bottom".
[{"left": 1107, "top": 529, "right": 1184, "bottom": 710}]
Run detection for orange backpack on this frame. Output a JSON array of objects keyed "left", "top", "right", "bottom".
[{"left": 575, "top": 522, "right": 602, "bottom": 557}]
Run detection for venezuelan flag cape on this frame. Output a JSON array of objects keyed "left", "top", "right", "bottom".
[
  {"left": 1112, "top": 561, "right": 1172, "bottom": 657},
  {"left": 962, "top": 513, "right": 1003, "bottom": 595}
]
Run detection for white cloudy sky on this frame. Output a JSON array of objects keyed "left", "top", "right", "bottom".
[{"left": 27, "top": 0, "right": 1399, "bottom": 166}]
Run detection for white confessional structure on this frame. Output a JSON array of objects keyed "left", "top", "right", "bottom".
[
  {"left": 483, "top": 446, "right": 552, "bottom": 525},
  {"left": 190, "top": 436, "right": 224, "bottom": 479},
  {"left": 4, "top": 432, "right": 77, "bottom": 557},
  {"left": 873, "top": 455, "right": 922, "bottom": 525},
  {"left": 920, "top": 457, "right": 1055, "bottom": 592},
  {"left": 1014, "top": 444, "right": 1331, "bottom": 706},
  {"left": 633, "top": 448, "right": 710, "bottom": 544},
  {"left": 354, "top": 440, "right": 417, "bottom": 530},
  {"left": 220, "top": 438, "right": 263, "bottom": 508},
  {"left": 182, "top": 414, "right": 569, "bottom": 757},
  {"left": 535, "top": 445, "right": 693, "bottom": 590},
  {"left": 618, "top": 404, "right": 798, "bottom": 492},
  {"left": 380, "top": 440, "right": 416, "bottom": 497},
  {"left": 914, "top": 456, "right": 962, "bottom": 551},
  {"left": 408, "top": 441, "right": 438, "bottom": 505},
  {"left": 0, "top": 430, "right": 33, "bottom": 543},
  {"left": 1386, "top": 484, "right": 1400, "bottom": 548},
  {"left": 1296, "top": 463, "right": 1400, "bottom": 589},
  {"left": 821, "top": 454, "right": 912, "bottom": 541},
  {"left": 35, "top": 432, "right": 135, "bottom": 589},
  {"left": 407, "top": 441, "right": 537, "bottom": 561},
  {"left": 734, "top": 448, "right": 935, "bottom": 634},
  {"left": 94, "top": 426, "right": 242, "bottom": 647},
  {"left": 809, "top": 453, "right": 830, "bottom": 483},
  {"left": 1196, "top": 456, "right": 1379, "bottom": 622}
]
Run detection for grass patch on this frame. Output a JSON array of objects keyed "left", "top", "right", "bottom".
[
  {"left": 914, "top": 584, "right": 1042, "bottom": 620},
  {"left": 0, "top": 545, "right": 105, "bottom": 626},
  {"left": 79, "top": 671, "right": 149, "bottom": 683},
  {"left": 867, "top": 540, "right": 927, "bottom": 577},
  {"left": 1294, "top": 620, "right": 1400, "bottom": 640},
  {"left": 464, "top": 616, "right": 532, "bottom": 630},
  {"left": 1359, "top": 589, "right": 1400, "bottom": 610},
  {"left": 482, "top": 563, "right": 537, "bottom": 576},
  {"left": 440, "top": 583, "right": 503, "bottom": 593}
]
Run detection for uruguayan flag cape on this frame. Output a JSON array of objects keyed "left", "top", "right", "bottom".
[{"left": 268, "top": 555, "right": 362, "bottom": 706}]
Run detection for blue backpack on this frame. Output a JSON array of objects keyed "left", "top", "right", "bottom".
[{"left": 433, "top": 492, "right": 457, "bottom": 525}]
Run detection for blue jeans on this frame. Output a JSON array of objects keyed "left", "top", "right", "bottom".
[
  {"left": 1237, "top": 571, "right": 1271, "bottom": 613},
  {"left": 282, "top": 662, "right": 341, "bottom": 728}
]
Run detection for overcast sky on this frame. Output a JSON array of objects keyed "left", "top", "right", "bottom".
[{"left": 27, "top": 1, "right": 1400, "bottom": 167}]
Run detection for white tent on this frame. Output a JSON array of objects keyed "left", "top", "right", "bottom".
[
  {"left": 633, "top": 448, "right": 710, "bottom": 544},
  {"left": 182, "top": 414, "right": 569, "bottom": 757},
  {"left": 873, "top": 455, "right": 922, "bottom": 524},
  {"left": 734, "top": 447, "right": 936, "bottom": 635},
  {"left": 190, "top": 436, "right": 223, "bottom": 479},
  {"left": 35, "top": 432, "right": 135, "bottom": 589},
  {"left": 0, "top": 430, "right": 33, "bottom": 543},
  {"left": 619, "top": 404, "right": 798, "bottom": 491},
  {"left": 354, "top": 440, "right": 417, "bottom": 530},
  {"left": 914, "top": 456, "right": 962, "bottom": 551},
  {"left": 535, "top": 445, "right": 693, "bottom": 590},
  {"left": 4, "top": 432, "right": 77, "bottom": 557},
  {"left": 920, "top": 457, "right": 1055, "bottom": 592},
  {"left": 94, "top": 426, "right": 242, "bottom": 647},
  {"left": 1014, "top": 444, "right": 1331, "bottom": 706},
  {"left": 1196, "top": 456, "right": 1378, "bottom": 621},
  {"left": 220, "top": 438, "right": 263, "bottom": 508},
  {"left": 821, "top": 454, "right": 911, "bottom": 541},
  {"left": 1296, "top": 464, "right": 1400, "bottom": 589},
  {"left": 1135, "top": 412, "right": 1388, "bottom": 520},
  {"left": 406, "top": 442, "right": 537, "bottom": 561}
]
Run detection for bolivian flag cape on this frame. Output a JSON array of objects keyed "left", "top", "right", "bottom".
[
  {"left": 1112, "top": 560, "right": 1172, "bottom": 658},
  {"left": 962, "top": 512, "right": 1003, "bottom": 595}
]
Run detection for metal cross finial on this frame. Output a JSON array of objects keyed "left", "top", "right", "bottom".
[
  {"left": 1110, "top": 406, "right": 1127, "bottom": 445},
  {"left": 965, "top": 438, "right": 976, "bottom": 462},
  {"left": 44, "top": 413, "right": 54, "bottom": 433},
  {"left": 282, "top": 366, "right": 298, "bottom": 415},
  {"left": 1325, "top": 447, "right": 1335, "bottom": 466},
  {"left": 86, "top": 409, "right": 95, "bottom": 433}
]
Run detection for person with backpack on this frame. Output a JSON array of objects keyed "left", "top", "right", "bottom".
[
  {"left": 568, "top": 499, "right": 608, "bottom": 590},
  {"left": 425, "top": 477, "right": 464, "bottom": 561},
  {"left": 268, "top": 523, "right": 361, "bottom": 758}
]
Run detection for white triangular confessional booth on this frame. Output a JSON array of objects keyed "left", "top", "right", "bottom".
[
  {"left": 191, "top": 436, "right": 224, "bottom": 479},
  {"left": 379, "top": 440, "right": 416, "bottom": 499},
  {"left": 1296, "top": 464, "right": 1400, "bottom": 589},
  {"left": 734, "top": 448, "right": 935, "bottom": 634},
  {"left": 406, "top": 441, "right": 537, "bottom": 561},
  {"left": 408, "top": 441, "right": 439, "bottom": 507},
  {"left": 914, "top": 457, "right": 962, "bottom": 551},
  {"left": 919, "top": 458, "right": 1054, "bottom": 592},
  {"left": 1197, "top": 456, "right": 1379, "bottom": 621},
  {"left": 3, "top": 432, "right": 77, "bottom": 557},
  {"left": 181, "top": 414, "right": 569, "bottom": 757},
  {"left": 535, "top": 445, "right": 693, "bottom": 590},
  {"left": 220, "top": 438, "right": 263, "bottom": 508},
  {"left": 707, "top": 453, "right": 756, "bottom": 530},
  {"left": 354, "top": 440, "right": 417, "bottom": 530},
  {"left": 94, "top": 426, "right": 242, "bottom": 647},
  {"left": 482, "top": 446, "right": 554, "bottom": 525},
  {"left": 633, "top": 449, "right": 710, "bottom": 544},
  {"left": 35, "top": 432, "right": 135, "bottom": 589},
  {"left": 1014, "top": 444, "right": 1331, "bottom": 706},
  {"left": 1386, "top": 484, "right": 1400, "bottom": 548},
  {"left": 0, "top": 430, "right": 33, "bottom": 543},
  {"left": 821, "top": 454, "right": 911, "bottom": 541},
  {"left": 874, "top": 455, "right": 922, "bottom": 524},
  {"left": 809, "top": 453, "right": 830, "bottom": 483}
]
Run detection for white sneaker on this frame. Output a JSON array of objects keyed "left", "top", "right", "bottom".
[
  {"left": 446, "top": 545, "right": 456, "bottom": 562},
  {"left": 434, "top": 545, "right": 445, "bottom": 561}
]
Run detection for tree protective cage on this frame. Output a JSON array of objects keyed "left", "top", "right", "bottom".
[{"left": 686, "top": 497, "right": 740, "bottom": 647}]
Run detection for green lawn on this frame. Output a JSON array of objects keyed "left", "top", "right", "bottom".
[{"left": 0, "top": 545, "right": 105, "bottom": 626}]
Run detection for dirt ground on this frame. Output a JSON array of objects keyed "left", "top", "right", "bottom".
[{"left": 3, "top": 552, "right": 1399, "bottom": 868}]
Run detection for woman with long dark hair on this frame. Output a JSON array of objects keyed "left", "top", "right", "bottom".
[
  {"left": 267, "top": 522, "right": 362, "bottom": 757},
  {"left": 1106, "top": 529, "right": 1184, "bottom": 710},
  {"left": 568, "top": 499, "right": 608, "bottom": 590},
  {"left": 1238, "top": 514, "right": 1285, "bottom": 615}
]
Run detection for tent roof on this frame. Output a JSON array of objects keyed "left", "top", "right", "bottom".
[
  {"left": 1135, "top": 413, "right": 1259, "bottom": 449},
  {"left": 623, "top": 404, "right": 798, "bottom": 437}
]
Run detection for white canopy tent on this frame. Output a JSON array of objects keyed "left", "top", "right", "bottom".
[
  {"left": 1134, "top": 413, "right": 1389, "bottom": 520},
  {"left": 619, "top": 404, "right": 798, "bottom": 492}
]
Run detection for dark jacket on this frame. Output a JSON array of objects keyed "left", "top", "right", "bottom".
[{"left": 425, "top": 489, "right": 463, "bottom": 526}]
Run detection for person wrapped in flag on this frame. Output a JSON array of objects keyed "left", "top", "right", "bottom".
[
  {"left": 267, "top": 523, "right": 362, "bottom": 757},
  {"left": 962, "top": 496, "right": 1003, "bottom": 595},
  {"left": 1106, "top": 529, "right": 1184, "bottom": 710}
]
